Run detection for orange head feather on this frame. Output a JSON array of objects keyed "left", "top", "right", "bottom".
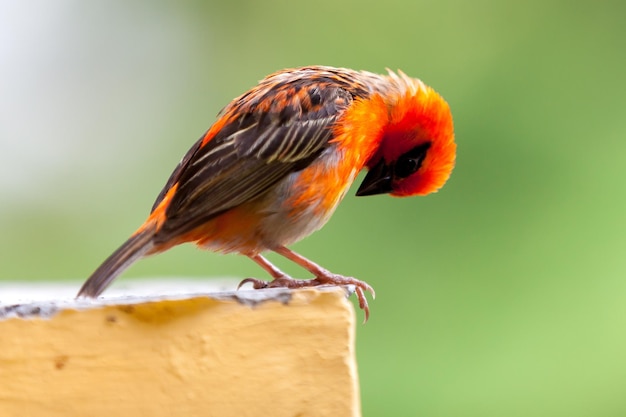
[{"left": 355, "top": 70, "right": 456, "bottom": 197}]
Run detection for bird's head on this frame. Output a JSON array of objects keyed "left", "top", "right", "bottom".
[{"left": 355, "top": 71, "right": 456, "bottom": 197}]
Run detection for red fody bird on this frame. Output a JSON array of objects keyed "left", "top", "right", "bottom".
[{"left": 78, "top": 66, "right": 456, "bottom": 320}]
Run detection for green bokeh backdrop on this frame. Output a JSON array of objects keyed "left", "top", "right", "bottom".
[{"left": 2, "top": 1, "right": 626, "bottom": 416}]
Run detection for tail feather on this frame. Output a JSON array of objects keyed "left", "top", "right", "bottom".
[{"left": 77, "top": 224, "right": 157, "bottom": 298}]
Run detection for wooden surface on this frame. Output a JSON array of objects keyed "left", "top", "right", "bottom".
[{"left": 0, "top": 284, "right": 360, "bottom": 417}]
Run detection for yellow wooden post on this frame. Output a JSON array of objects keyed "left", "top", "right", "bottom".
[{"left": 0, "top": 286, "right": 360, "bottom": 417}]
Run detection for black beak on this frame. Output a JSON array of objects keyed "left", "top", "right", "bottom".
[{"left": 356, "top": 159, "right": 393, "bottom": 196}]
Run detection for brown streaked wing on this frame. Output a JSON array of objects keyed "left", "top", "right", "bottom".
[
  {"left": 151, "top": 132, "right": 206, "bottom": 212},
  {"left": 153, "top": 83, "right": 353, "bottom": 242}
]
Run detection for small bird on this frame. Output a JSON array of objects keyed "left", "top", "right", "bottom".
[{"left": 77, "top": 66, "right": 456, "bottom": 320}]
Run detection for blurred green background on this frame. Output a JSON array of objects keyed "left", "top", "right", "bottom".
[{"left": 2, "top": 1, "right": 626, "bottom": 415}]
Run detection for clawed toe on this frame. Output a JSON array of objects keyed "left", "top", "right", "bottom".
[
  {"left": 310, "top": 274, "right": 375, "bottom": 322},
  {"left": 237, "top": 277, "right": 269, "bottom": 290},
  {"left": 353, "top": 286, "right": 370, "bottom": 323}
]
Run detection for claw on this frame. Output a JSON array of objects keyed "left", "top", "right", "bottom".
[
  {"left": 237, "top": 277, "right": 269, "bottom": 290},
  {"left": 353, "top": 286, "right": 370, "bottom": 323},
  {"left": 319, "top": 279, "right": 373, "bottom": 323},
  {"left": 308, "top": 273, "right": 375, "bottom": 323}
]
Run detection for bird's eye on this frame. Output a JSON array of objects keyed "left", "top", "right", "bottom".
[
  {"left": 394, "top": 142, "right": 431, "bottom": 179},
  {"left": 395, "top": 158, "right": 418, "bottom": 178}
]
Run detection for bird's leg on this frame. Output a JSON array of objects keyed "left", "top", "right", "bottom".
[
  {"left": 273, "top": 246, "right": 375, "bottom": 321},
  {"left": 238, "top": 253, "right": 292, "bottom": 289},
  {"left": 248, "top": 253, "right": 287, "bottom": 280},
  {"left": 240, "top": 253, "right": 326, "bottom": 289}
]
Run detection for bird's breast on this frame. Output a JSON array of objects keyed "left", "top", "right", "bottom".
[
  {"left": 255, "top": 147, "right": 359, "bottom": 249},
  {"left": 192, "top": 147, "right": 361, "bottom": 255}
]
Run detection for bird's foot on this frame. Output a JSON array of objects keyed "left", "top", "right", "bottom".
[
  {"left": 237, "top": 274, "right": 375, "bottom": 322},
  {"left": 311, "top": 273, "right": 375, "bottom": 323}
]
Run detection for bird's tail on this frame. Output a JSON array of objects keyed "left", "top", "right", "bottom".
[{"left": 77, "top": 222, "right": 157, "bottom": 298}]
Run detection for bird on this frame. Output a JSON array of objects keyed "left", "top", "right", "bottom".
[{"left": 77, "top": 65, "right": 456, "bottom": 321}]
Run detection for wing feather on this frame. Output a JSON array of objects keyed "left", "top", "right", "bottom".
[{"left": 152, "top": 82, "right": 354, "bottom": 242}]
